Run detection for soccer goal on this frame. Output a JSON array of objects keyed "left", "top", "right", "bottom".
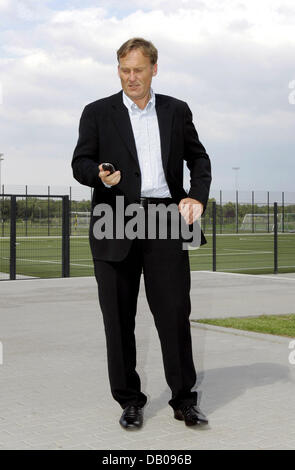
[
  {"left": 284, "top": 213, "right": 295, "bottom": 232},
  {"left": 239, "top": 213, "right": 283, "bottom": 232},
  {"left": 71, "top": 211, "right": 91, "bottom": 232}
]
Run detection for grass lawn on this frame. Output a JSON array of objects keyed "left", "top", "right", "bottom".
[
  {"left": 0, "top": 231, "right": 295, "bottom": 278},
  {"left": 194, "top": 314, "right": 295, "bottom": 338}
]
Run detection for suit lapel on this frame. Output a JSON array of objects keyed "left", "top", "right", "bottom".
[
  {"left": 110, "top": 90, "right": 173, "bottom": 174},
  {"left": 110, "top": 91, "right": 139, "bottom": 167},
  {"left": 155, "top": 94, "right": 173, "bottom": 174}
]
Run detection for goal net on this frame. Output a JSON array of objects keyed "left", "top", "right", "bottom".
[
  {"left": 239, "top": 213, "right": 286, "bottom": 232},
  {"left": 71, "top": 211, "right": 91, "bottom": 232}
]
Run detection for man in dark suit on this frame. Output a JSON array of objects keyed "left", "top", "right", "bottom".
[{"left": 72, "top": 38, "right": 211, "bottom": 429}]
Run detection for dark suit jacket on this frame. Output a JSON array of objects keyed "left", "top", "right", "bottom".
[{"left": 72, "top": 90, "right": 212, "bottom": 261}]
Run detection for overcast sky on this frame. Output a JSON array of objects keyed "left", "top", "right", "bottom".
[{"left": 0, "top": 0, "right": 295, "bottom": 195}]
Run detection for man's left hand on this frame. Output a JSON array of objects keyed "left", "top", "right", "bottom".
[{"left": 178, "top": 198, "right": 204, "bottom": 225}]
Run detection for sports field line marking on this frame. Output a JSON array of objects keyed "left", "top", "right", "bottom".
[
  {"left": 189, "top": 251, "right": 273, "bottom": 256},
  {"left": 69, "top": 263, "right": 93, "bottom": 267},
  {"left": 238, "top": 237, "right": 294, "bottom": 241},
  {"left": 0, "top": 236, "right": 64, "bottom": 240},
  {"left": 0, "top": 235, "right": 89, "bottom": 240},
  {"left": 223, "top": 248, "right": 273, "bottom": 253},
  {"left": 204, "top": 232, "right": 294, "bottom": 236},
  {"left": 1, "top": 256, "right": 92, "bottom": 268},
  {"left": 194, "top": 270, "right": 295, "bottom": 281},
  {"left": 2, "top": 256, "right": 60, "bottom": 264},
  {"left": 70, "top": 258, "right": 92, "bottom": 261},
  {"left": 213, "top": 265, "right": 295, "bottom": 271}
]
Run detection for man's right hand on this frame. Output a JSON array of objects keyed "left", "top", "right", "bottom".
[{"left": 98, "top": 164, "right": 121, "bottom": 186}]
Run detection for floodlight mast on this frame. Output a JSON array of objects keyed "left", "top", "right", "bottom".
[{"left": 232, "top": 167, "right": 240, "bottom": 191}]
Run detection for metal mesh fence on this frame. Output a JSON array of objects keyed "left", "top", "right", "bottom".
[
  {"left": 0, "top": 195, "right": 9, "bottom": 279},
  {"left": 1, "top": 195, "right": 294, "bottom": 280},
  {"left": 0, "top": 195, "right": 69, "bottom": 280},
  {"left": 69, "top": 197, "right": 93, "bottom": 277},
  {"left": 15, "top": 196, "right": 63, "bottom": 279},
  {"left": 193, "top": 201, "right": 295, "bottom": 274},
  {"left": 278, "top": 202, "right": 295, "bottom": 274}
]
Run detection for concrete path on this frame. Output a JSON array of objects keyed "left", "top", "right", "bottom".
[
  {"left": 190, "top": 270, "right": 295, "bottom": 318},
  {"left": 0, "top": 272, "right": 294, "bottom": 450}
]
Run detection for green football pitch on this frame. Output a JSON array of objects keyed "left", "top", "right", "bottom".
[{"left": 0, "top": 231, "right": 294, "bottom": 279}]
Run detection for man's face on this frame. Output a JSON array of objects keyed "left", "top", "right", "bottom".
[{"left": 118, "top": 48, "right": 157, "bottom": 102}]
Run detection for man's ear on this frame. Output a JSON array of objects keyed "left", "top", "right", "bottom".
[
  {"left": 117, "top": 65, "right": 121, "bottom": 77},
  {"left": 152, "top": 63, "right": 158, "bottom": 76}
]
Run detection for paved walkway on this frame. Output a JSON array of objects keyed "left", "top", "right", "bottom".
[{"left": 0, "top": 272, "right": 294, "bottom": 450}]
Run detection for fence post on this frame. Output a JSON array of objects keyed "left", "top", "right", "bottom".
[
  {"left": 10, "top": 196, "right": 16, "bottom": 280},
  {"left": 252, "top": 191, "right": 254, "bottom": 233},
  {"left": 236, "top": 190, "right": 239, "bottom": 233},
  {"left": 1, "top": 184, "right": 4, "bottom": 238},
  {"left": 1, "top": 191, "right": 3, "bottom": 237},
  {"left": 274, "top": 202, "right": 278, "bottom": 274},
  {"left": 62, "top": 195, "right": 70, "bottom": 277},
  {"left": 47, "top": 185, "right": 50, "bottom": 237},
  {"left": 69, "top": 186, "right": 72, "bottom": 236},
  {"left": 212, "top": 201, "right": 216, "bottom": 272},
  {"left": 267, "top": 191, "right": 270, "bottom": 232},
  {"left": 220, "top": 189, "right": 223, "bottom": 234},
  {"left": 25, "top": 185, "right": 28, "bottom": 237},
  {"left": 281, "top": 191, "right": 285, "bottom": 233}
]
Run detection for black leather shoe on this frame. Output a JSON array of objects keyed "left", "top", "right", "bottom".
[
  {"left": 174, "top": 404, "right": 208, "bottom": 426},
  {"left": 119, "top": 405, "right": 143, "bottom": 429}
]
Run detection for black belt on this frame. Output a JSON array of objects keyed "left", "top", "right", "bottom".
[{"left": 138, "top": 197, "right": 174, "bottom": 208}]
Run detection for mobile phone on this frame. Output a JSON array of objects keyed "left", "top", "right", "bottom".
[{"left": 102, "top": 162, "right": 116, "bottom": 175}]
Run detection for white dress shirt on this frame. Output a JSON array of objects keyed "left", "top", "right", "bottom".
[
  {"left": 100, "top": 91, "right": 204, "bottom": 216},
  {"left": 122, "top": 88, "right": 171, "bottom": 198}
]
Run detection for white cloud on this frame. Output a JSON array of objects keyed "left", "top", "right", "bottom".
[
  {"left": 0, "top": 0, "right": 11, "bottom": 10},
  {"left": 0, "top": 0, "right": 294, "bottom": 193}
]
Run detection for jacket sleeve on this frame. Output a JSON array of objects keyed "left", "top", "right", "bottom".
[
  {"left": 183, "top": 102, "right": 212, "bottom": 215},
  {"left": 71, "top": 104, "right": 104, "bottom": 189}
]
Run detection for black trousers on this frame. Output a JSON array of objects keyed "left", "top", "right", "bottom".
[{"left": 93, "top": 215, "right": 198, "bottom": 411}]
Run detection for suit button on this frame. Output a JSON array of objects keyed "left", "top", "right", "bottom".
[{"left": 134, "top": 171, "right": 140, "bottom": 177}]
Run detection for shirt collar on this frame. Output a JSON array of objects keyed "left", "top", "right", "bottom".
[{"left": 123, "top": 88, "right": 155, "bottom": 113}]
